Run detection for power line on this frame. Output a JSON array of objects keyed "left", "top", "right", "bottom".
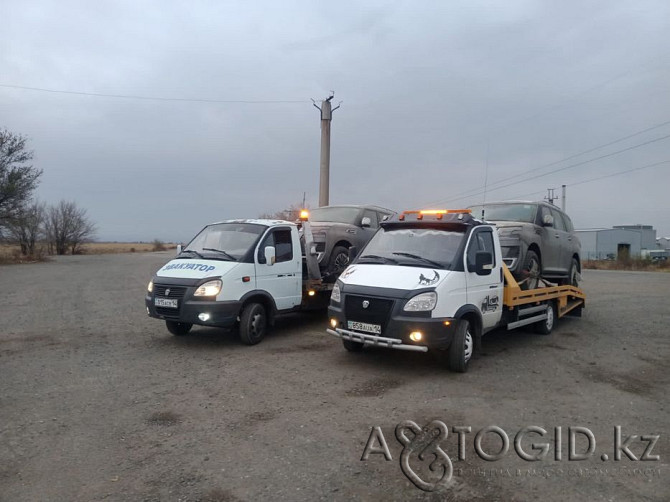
[
  {"left": 504, "top": 160, "right": 670, "bottom": 201},
  {"left": 568, "top": 160, "right": 670, "bottom": 188},
  {"left": 0, "top": 83, "right": 310, "bottom": 104},
  {"left": 426, "top": 132, "right": 670, "bottom": 206},
  {"left": 426, "top": 118, "right": 670, "bottom": 205}
]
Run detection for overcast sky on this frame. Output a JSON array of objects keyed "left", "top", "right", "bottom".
[{"left": 2, "top": 0, "right": 670, "bottom": 241}]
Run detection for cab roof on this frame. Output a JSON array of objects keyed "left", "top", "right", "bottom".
[{"left": 208, "top": 219, "right": 296, "bottom": 227}]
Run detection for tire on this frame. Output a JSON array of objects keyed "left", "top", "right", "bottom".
[
  {"left": 327, "top": 245, "right": 350, "bottom": 276},
  {"left": 534, "top": 302, "right": 556, "bottom": 335},
  {"left": 448, "top": 320, "right": 474, "bottom": 373},
  {"left": 342, "top": 339, "right": 364, "bottom": 352},
  {"left": 557, "top": 258, "right": 579, "bottom": 287},
  {"left": 564, "top": 258, "right": 579, "bottom": 287},
  {"left": 239, "top": 302, "right": 267, "bottom": 345},
  {"left": 520, "top": 250, "right": 541, "bottom": 290},
  {"left": 166, "top": 321, "right": 192, "bottom": 336}
]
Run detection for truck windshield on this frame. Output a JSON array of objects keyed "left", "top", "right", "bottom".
[
  {"left": 359, "top": 227, "right": 465, "bottom": 268},
  {"left": 309, "top": 207, "right": 360, "bottom": 224},
  {"left": 183, "top": 223, "right": 266, "bottom": 261},
  {"left": 469, "top": 203, "right": 537, "bottom": 223}
]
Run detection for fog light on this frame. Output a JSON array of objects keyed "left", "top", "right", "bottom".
[
  {"left": 330, "top": 318, "right": 338, "bottom": 329},
  {"left": 409, "top": 331, "right": 423, "bottom": 342},
  {"left": 198, "top": 313, "right": 211, "bottom": 322},
  {"left": 308, "top": 290, "right": 316, "bottom": 297},
  {"left": 443, "top": 321, "right": 451, "bottom": 326}
]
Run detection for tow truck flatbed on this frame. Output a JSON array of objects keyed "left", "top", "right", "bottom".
[{"left": 325, "top": 208, "right": 587, "bottom": 372}]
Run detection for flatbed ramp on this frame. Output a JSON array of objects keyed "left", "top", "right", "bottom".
[{"left": 501, "top": 265, "right": 585, "bottom": 330}]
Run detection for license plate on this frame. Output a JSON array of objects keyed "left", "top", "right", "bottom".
[
  {"left": 347, "top": 320, "right": 381, "bottom": 334},
  {"left": 155, "top": 297, "right": 178, "bottom": 308}
]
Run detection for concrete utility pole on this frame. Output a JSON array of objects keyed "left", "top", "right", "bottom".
[
  {"left": 313, "top": 94, "right": 340, "bottom": 207},
  {"left": 561, "top": 184, "right": 566, "bottom": 212}
]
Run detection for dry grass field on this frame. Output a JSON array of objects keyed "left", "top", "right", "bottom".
[
  {"left": 583, "top": 258, "right": 670, "bottom": 272},
  {"left": 0, "top": 241, "right": 177, "bottom": 264}
]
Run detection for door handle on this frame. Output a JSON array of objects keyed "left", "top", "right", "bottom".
[
  {"left": 554, "top": 234, "right": 560, "bottom": 238},
  {"left": 489, "top": 285, "right": 498, "bottom": 289}
]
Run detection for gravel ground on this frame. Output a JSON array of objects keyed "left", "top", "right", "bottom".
[{"left": 1, "top": 252, "right": 668, "bottom": 501}]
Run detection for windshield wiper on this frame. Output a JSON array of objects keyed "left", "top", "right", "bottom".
[
  {"left": 180, "top": 249, "right": 205, "bottom": 259},
  {"left": 202, "top": 247, "right": 236, "bottom": 261},
  {"left": 359, "top": 254, "right": 398, "bottom": 264},
  {"left": 392, "top": 252, "right": 442, "bottom": 268}
]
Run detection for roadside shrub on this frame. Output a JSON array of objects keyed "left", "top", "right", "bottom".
[
  {"left": 583, "top": 258, "right": 670, "bottom": 271},
  {"left": 152, "top": 239, "right": 166, "bottom": 252}
]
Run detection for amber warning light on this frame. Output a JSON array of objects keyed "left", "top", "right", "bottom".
[{"left": 398, "top": 209, "right": 471, "bottom": 221}]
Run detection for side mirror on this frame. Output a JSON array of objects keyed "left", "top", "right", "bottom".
[
  {"left": 264, "top": 246, "right": 276, "bottom": 266},
  {"left": 348, "top": 246, "right": 359, "bottom": 261},
  {"left": 176, "top": 244, "right": 182, "bottom": 256},
  {"left": 361, "top": 217, "right": 371, "bottom": 228},
  {"left": 542, "top": 214, "right": 554, "bottom": 227},
  {"left": 475, "top": 251, "right": 494, "bottom": 276}
]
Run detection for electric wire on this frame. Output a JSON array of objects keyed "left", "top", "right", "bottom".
[{"left": 0, "top": 84, "right": 309, "bottom": 104}]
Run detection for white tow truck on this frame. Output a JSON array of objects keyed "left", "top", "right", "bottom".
[
  {"left": 145, "top": 212, "right": 332, "bottom": 344},
  {"left": 326, "top": 209, "right": 585, "bottom": 372}
]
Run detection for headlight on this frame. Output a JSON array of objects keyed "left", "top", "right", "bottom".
[
  {"left": 194, "top": 279, "right": 222, "bottom": 297},
  {"left": 331, "top": 283, "right": 341, "bottom": 303},
  {"left": 147, "top": 280, "right": 153, "bottom": 293},
  {"left": 404, "top": 291, "right": 437, "bottom": 311}
]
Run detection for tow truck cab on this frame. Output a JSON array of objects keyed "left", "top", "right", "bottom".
[
  {"left": 145, "top": 217, "right": 329, "bottom": 345},
  {"left": 327, "top": 209, "right": 505, "bottom": 369}
]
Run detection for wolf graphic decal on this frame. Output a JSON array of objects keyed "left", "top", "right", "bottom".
[{"left": 418, "top": 270, "right": 440, "bottom": 286}]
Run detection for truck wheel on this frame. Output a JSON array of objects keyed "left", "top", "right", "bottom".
[
  {"left": 342, "top": 339, "right": 364, "bottom": 352},
  {"left": 520, "top": 250, "right": 541, "bottom": 290},
  {"left": 534, "top": 302, "right": 556, "bottom": 335},
  {"left": 239, "top": 302, "right": 267, "bottom": 345},
  {"left": 166, "top": 321, "right": 192, "bottom": 336},
  {"left": 327, "top": 246, "right": 350, "bottom": 275},
  {"left": 448, "top": 320, "right": 474, "bottom": 373}
]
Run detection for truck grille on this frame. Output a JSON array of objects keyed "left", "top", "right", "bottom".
[
  {"left": 155, "top": 306, "right": 181, "bottom": 319},
  {"left": 154, "top": 285, "right": 187, "bottom": 298},
  {"left": 344, "top": 295, "right": 394, "bottom": 331}
]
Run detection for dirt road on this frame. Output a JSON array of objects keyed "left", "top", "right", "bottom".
[{"left": 1, "top": 253, "right": 668, "bottom": 501}]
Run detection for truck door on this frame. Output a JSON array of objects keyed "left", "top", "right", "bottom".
[
  {"left": 256, "top": 227, "right": 301, "bottom": 310},
  {"left": 465, "top": 228, "right": 504, "bottom": 331}
]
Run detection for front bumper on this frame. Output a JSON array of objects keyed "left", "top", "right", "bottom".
[
  {"left": 145, "top": 296, "right": 241, "bottom": 328},
  {"left": 327, "top": 304, "right": 456, "bottom": 351},
  {"left": 326, "top": 328, "right": 429, "bottom": 352},
  {"left": 500, "top": 244, "right": 522, "bottom": 272}
]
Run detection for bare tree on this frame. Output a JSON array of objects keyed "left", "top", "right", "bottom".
[
  {"left": 0, "top": 129, "right": 42, "bottom": 235},
  {"left": 259, "top": 202, "right": 309, "bottom": 221},
  {"left": 6, "top": 200, "right": 45, "bottom": 256},
  {"left": 45, "top": 200, "right": 96, "bottom": 255}
]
